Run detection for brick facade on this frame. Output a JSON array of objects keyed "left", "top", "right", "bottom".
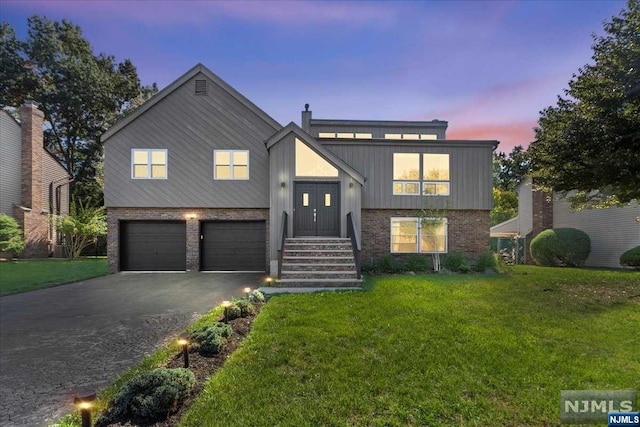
[
  {"left": 360, "top": 209, "right": 490, "bottom": 263},
  {"left": 525, "top": 188, "right": 553, "bottom": 264},
  {"left": 107, "top": 207, "right": 269, "bottom": 273}
]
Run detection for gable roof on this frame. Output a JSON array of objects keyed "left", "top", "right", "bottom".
[
  {"left": 266, "top": 122, "right": 366, "bottom": 185},
  {"left": 102, "top": 63, "right": 282, "bottom": 142}
]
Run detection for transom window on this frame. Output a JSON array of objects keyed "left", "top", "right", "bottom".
[
  {"left": 391, "top": 217, "right": 448, "bottom": 253},
  {"left": 214, "top": 150, "right": 249, "bottom": 180},
  {"left": 317, "top": 132, "right": 372, "bottom": 139},
  {"left": 393, "top": 153, "right": 450, "bottom": 195},
  {"left": 131, "top": 149, "right": 167, "bottom": 179},
  {"left": 385, "top": 133, "right": 438, "bottom": 140},
  {"left": 295, "top": 138, "right": 338, "bottom": 177}
]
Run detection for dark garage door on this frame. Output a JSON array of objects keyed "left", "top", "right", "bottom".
[
  {"left": 120, "top": 221, "right": 186, "bottom": 271},
  {"left": 201, "top": 221, "right": 266, "bottom": 271}
]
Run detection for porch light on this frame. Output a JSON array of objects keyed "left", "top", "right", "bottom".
[
  {"left": 222, "top": 300, "right": 231, "bottom": 323},
  {"left": 185, "top": 212, "right": 198, "bottom": 220},
  {"left": 244, "top": 287, "right": 251, "bottom": 299},
  {"left": 74, "top": 391, "right": 96, "bottom": 427},
  {"left": 177, "top": 337, "right": 189, "bottom": 368}
]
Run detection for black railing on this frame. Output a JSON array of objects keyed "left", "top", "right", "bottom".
[
  {"left": 347, "top": 212, "right": 362, "bottom": 279},
  {"left": 277, "top": 211, "right": 288, "bottom": 279}
]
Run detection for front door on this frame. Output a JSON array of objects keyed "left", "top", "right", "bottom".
[{"left": 294, "top": 182, "right": 340, "bottom": 237}]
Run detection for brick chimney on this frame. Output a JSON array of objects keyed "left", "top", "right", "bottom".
[
  {"left": 19, "top": 101, "right": 45, "bottom": 212},
  {"left": 525, "top": 185, "right": 553, "bottom": 263}
]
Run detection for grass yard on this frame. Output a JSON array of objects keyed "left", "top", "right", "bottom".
[
  {"left": 0, "top": 258, "right": 108, "bottom": 296},
  {"left": 180, "top": 266, "right": 639, "bottom": 426}
]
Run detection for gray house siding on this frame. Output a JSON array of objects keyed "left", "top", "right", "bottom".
[
  {"left": 553, "top": 196, "right": 639, "bottom": 268},
  {"left": 322, "top": 141, "right": 494, "bottom": 210},
  {"left": 104, "top": 71, "right": 277, "bottom": 209},
  {"left": 42, "top": 151, "right": 70, "bottom": 215},
  {"left": 0, "top": 111, "right": 22, "bottom": 216}
]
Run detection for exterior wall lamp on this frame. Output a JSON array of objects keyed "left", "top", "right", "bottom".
[{"left": 280, "top": 182, "right": 286, "bottom": 188}]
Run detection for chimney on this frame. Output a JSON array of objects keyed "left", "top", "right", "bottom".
[
  {"left": 301, "top": 103, "right": 311, "bottom": 132},
  {"left": 19, "top": 101, "right": 45, "bottom": 212}
]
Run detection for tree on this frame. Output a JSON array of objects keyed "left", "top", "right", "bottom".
[
  {"left": 0, "top": 16, "right": 157, "bottom": 205},
  {"left": 0, "top": 214, "right": 25, "bottom": 256},
  {"left": 490, "top": 188, "right": 518, "bottom": 226},
  {"left": 528, "top": 0, "right": 640, "bottom": 208},
  {"left": 493, "top": 145, "right": 531, "bottom": 191},
  {"left": 54, "top": 200, "right": 107, "bottom": 260}
]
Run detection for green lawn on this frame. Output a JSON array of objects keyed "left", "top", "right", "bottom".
[
  {"left": 180, "top": 266, "right": 640, "bottom": 426},
  {"left": 0, "top": 258, "right": 108, "bottom": 296}
]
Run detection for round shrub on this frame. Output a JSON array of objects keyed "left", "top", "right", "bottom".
[
  {"left": 96, "top": 368, "right": 195, "bottom": 425},
  {"left": 190, "top": 322, "right": 232, "bottom": 355},
  {"left": 236, "top": 299, "right": 256, "bottom": 317},
  {"left": 199, "top": 334, "right": 227, "bottom": 355},
  {"left": 620, "top": 246, "right": 640, "bottom": 269},
  {"left": 530, "top": 228, "right": 591, "bottom": 267},
  {"left": 249, "top": 289, "right": 265, "bottom": 303},
  {"left": 473, "top": 251, "right": 498, "bottom": 273},
  {"left": 0, "top": 214, "right": 25, "bottom": 255},
  {"left": 226, "top": 303, "right": 242, "bottom": 321},
  {"left": 442, "top": 252, "right": 470, "bottom": 273}
]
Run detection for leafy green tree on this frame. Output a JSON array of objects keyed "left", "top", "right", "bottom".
[
  {"left": 493, "top": 145, "right": 531, "bottom": 191},
  {"left": 0, "top": 16, "right": 157, "bottom": 205},
  {"left": 54, "top": 200, "right": 107, "bottom": 260},
  {"left": 0, "top": 214, "right": 25, "bottom": 256},
  {"left": 529, "top": 0, "right": 640, "bottom": 208},
  {"left": 490, "top": 188, "right": 519, "bottom": 226}
]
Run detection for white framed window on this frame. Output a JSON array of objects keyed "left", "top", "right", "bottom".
[
  {"left": 214, "top": 150, "right": 249, "bottom": 180},
  {"left": 393, "top": 152, "right": 450, "bottom": 196},
  {"left": 131, "top": 149, "right": 167, "bottom": 179},
  {"left": 390, "top": 217, "right": 448, "bottom": 254}
]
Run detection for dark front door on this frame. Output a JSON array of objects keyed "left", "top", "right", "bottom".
[{"left": 294, "top": 182, "right": 340, "bottom": 237}]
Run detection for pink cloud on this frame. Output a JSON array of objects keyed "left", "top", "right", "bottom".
[{"left": 447, "top": 120, "right": 537, "bottom": 153}]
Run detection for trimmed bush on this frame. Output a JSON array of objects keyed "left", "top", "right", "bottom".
[
  {"left": 530, "top": 228, "right": 591, "bottom": 267},
  {"left": 96, "top": 368, "right": 195, "bottom": 425},
  {"left": 249, "top": 289, "right": 265, "bottom": 303},
  {"left": 0, "top": 214, "right": 25, "bottom": 255},
  {"left": 236, "top": 299, "right": 256, "bottom": 317},
  {"left": 473, "top": 251, "right": 498, "bottom": 272},
  {"left": 190, "top": 322, "right": 232, "bottom": 355},
  {"left": 404, "top": 254, "right": 432, "bottom": 272},
  {"left": 226, "top": 303, "right": 242, "bottom": 321},
  {"left": 377, "top": 255, "right": 404, "bottom": 273},
  {"left": 620, "top": 246, "right": 640, "bottom": 269},
  {"left": 442, "top": 252, "right": 471, "bottom": 273}
]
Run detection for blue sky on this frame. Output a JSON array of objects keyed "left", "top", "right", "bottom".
[{"left": 1, "top": 0, "right": 627, "bottom": 152}]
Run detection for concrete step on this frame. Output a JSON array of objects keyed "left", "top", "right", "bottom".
[
  {"left": 282, "top": 263, "right": 355, "bottom": 271},
  {"left": 284, "top": 250, "right": 353, "bottom": 257},
  {"left": 275, "top": 278, "right": 363, "bottom": 288},
  {"left": 281, "top": 270, "right": 359, "bottom": 279}
]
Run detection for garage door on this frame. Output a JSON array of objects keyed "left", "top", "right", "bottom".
[
  {"left": 120, "top": 221, "right": 186, "bottom": 271},
  {"left": 201, "top": 221, "right": 266, "bottom": 271}
]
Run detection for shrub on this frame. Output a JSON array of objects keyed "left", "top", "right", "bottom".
[
  {"left": 404, "top": 254, "right": 431, "bottom": 272},
  {"left": 236, "top": 299, "right": 256, "bottom": 317},
  {"left": 620, "top": 246, "right": 640, "bottom": 269},
  {"left": 473, "top": 251, "right": 498, "bottom": 272},
  {"left": 96, "top": 368, "right": 195, "bottom": 425},
  {"left": 530, "top": 228, "right": 591, "bottom": 267},
  {"left": 225, "top": 303, "right": 242, "bottom": 321},
  {"left": 0, "top": 214, "right": 25, "bottom": 255},
  {"left": 190, "top": 322, "right": 232, "bottom": 355},
  {"left": 442, "top": 252, "right": 471, "bottom": 273},
  {"left": 249, "top": 289, "right": 265, "bottom": 303},
  {"left": 377, "top": 255, "right": 404, "bottom": 273}
]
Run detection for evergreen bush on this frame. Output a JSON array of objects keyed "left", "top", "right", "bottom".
[{"left": 530, "top": 228, "right": 591, "bottom": 267}]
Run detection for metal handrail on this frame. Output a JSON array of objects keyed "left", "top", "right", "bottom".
[
  {"left": 277, "top": 211, "right": 288, "bottom": 278},
  {"left": 347, "top": 212, "right": 362, "bottom": 279}
]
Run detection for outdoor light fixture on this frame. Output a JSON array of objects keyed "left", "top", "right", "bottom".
[
  {"left": 244, "top": 287, "right": 251, "bottom": 299},
  {"left": 280, "top": 182, "right": 286, "bottom": 188},
  {"left": 74, "top": 391, "right": 96, "bottom": 427},
  {"left": 177, "top": 337, "right": 189, "bottom": 368},
  {"left": 222, "top": 300, "right": 231, "bottom": 323},
  {"left": 265, "top": 277, "right": 273, "bottom": 285},
  {"left": 185, "top": 213, "right": 197, "bottom": 220}
]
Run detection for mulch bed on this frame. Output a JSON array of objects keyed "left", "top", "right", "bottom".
[{"left": 110, "top": 303, "right": 263, "bottom": 427}]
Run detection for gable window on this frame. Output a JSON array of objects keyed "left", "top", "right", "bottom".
[
  {"left": 132, "top": 149, "right": 167, "bottom": 179},
  {"left": 393, "top": 153, "right": 449, "bottom": 196},
  {"left": 295, "top": 138, "right": 338, "bottom": 177},
  {"left": 214, "top": 150, "right": 249, "bottom": 180},
  {"left": 391, "top": 217, "right": 447, "bottom": 253}
]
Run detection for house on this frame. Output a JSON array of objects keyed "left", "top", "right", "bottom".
[
  {"left": 0, "top": 102, "right": 72, "bottom": 258},
  {"left": 103, "top": 64, "right": 497, "bottom": 283},
  {"left": 490, "top": 177, "right": 640, "bottom": 267}
]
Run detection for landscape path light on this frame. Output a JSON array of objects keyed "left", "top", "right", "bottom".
[
  {"left": 177, "top": 337, "right": 189, "bottom": 368},
  {"left": 74, "top": 390, "right": 96, "bottom": 427},
  {"left": 222, "top": 300, "right": 231, "bottom": 323},
  {"left": 244, "top": 287, "right": 251, "bottom": 299}
]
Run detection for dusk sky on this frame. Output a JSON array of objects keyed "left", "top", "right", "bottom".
[{"left": 1, "top": 0, "right": 628, "bottom": 152}]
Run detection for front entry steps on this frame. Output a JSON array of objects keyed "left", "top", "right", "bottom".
[{"left": 277, "top": 238, "right": 362, "bottom": 287}]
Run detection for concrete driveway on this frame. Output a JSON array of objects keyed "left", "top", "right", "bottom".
[{"left": 0, "top": 272, "right": 263, "bottom": 427}]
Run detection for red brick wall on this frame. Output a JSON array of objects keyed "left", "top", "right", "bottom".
[
  {"left": 107, "top": 208, "right": 269, "bottom": 273},
  {"left": 525, "top": 188, "right": 553, "bottom": 264},
  {"left": 360, "top": 209, "right": 490, "bottom": 263}
]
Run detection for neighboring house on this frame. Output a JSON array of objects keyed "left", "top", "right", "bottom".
[
  {"left": 103, "top": 63, "right": 497, "bottom": 282},
  {"left": 0, "top": 103, "right": 72, "bottom": 258},
  {"left": 490, "top": 177, "right": 640, "bottom": 267}
]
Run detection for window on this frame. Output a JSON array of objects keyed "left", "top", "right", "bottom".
[
  {"left": 385, "top": 133, "right": 439, "bottom": 140},
  {"left": 132, "top": 149, "right": 167, "bottom": 179},
  {"left": 317, "top": 132, "right": 373, "bottom": 139},
  {"left": 214, "top": 150, "right": 249, "bottom": 180},
  {"left": 393, "top": 153, "right": 449, "bottom": 196},
  {"left": 295, "top": 138, "right": 338, "bottom": 177},
  {"left": 390, "top": 217, "right": 447, "bottom": 253}
]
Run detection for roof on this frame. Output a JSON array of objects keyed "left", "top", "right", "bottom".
[
  {"left": 265, "top": 122, "right": 366, "bottom": 185},
  {"left": 102, "top": 63, "right": 282, "bottom": 142},
  {"left": 490, "top": 216, "right": 519, "bottom": 237}
]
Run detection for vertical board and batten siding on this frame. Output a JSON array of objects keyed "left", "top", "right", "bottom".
[
  {"left": 322, "top": 142, "right": 493, "bottom": 210},
  {"left": 553, "top": 197, "right": 640, "bottom": 268},
  {"left": 268, "top": 134, "right": 361, "bottom": 269},
  {"left": 516, "top": 178, "right": 534, "bottom": 236},
  {"left": 42, "top": 152, "right": 70, "bottom": 215},
  {"left": 104, "top": 72, "right": 276, "bottom": 208},
  {"left": 0, "top": 112, "right": 22, "bottom": 216}
]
